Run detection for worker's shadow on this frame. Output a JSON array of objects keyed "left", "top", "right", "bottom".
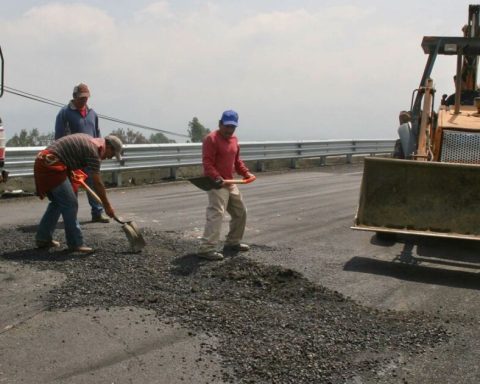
[
  {"left": 1, "top": 248, "right": 91, "bottom": 262},
  {"left": 344, "top": 235, "right": 480, "bottom": 290},
  {"left": 18, "top": 221, "right": 95, "bottom": 234},
  {"left": 170, "top": 246, "right": 247, "bottom": 276},
  {"left": 170, "top": 253, "right": 203, "bottom": 276}
]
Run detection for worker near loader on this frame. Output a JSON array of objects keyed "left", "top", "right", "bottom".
[
  {"left": 443, "top": 75, "right": 479, "bottom": 106},
  {"left": 34, "top": 133, "right": 123, "bottom": 253},
  {"left": 197, "top": 110, "right": 255, "bottom": 261},
  {"left": 54, "top": 83, "right": 111, "bottom": 223}
]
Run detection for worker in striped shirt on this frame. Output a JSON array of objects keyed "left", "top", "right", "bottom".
[{"left": 34, "top": 133, "right": 123, "bottom": 253}]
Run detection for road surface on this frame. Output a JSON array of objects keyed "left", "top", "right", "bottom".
[{"left": 1, "top": 163, "right": 480, "bottom": 383}]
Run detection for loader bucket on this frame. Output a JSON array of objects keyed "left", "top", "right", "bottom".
[{"left": 353, "top": 157, "right": 480, "bottom": 240}]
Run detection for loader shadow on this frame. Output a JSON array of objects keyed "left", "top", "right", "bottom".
[
  {"left": 370, "top": 234, "right": 480, "bottom": 264},
  {"left": 345, "top": 235, "right": 480, "bottom": 290},
  {"left": 344, "top": 256, "right": 480, "bottom": 290}
]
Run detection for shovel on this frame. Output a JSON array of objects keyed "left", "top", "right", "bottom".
[
  {"left": 74, "top": 175, "right": 146, "bottom": 252},
  {"left": 189, "top": 175, "right": 256, "bottom": 191}
]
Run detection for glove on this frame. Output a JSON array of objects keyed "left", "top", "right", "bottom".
[
  {"left": 70, "top": 169, "right": 89, "bottom": 194},
  {"left": 213, "top": 177, "right": 224, "bottom": 189}
]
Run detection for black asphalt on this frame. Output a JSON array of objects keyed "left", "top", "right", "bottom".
[{"left": 2, "top": 164, "right": 480, "bottom": 383}]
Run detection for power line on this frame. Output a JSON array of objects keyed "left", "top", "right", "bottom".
[
  {"left": 5, "top": 87, "right": 63, "bottom": 108},
  {"left": 4, "top": 86, "right": 190, "bottom": 138}
]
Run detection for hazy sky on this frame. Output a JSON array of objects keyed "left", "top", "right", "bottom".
[{"left": 0, "top": 1, "right": 475, "bottom": 141}]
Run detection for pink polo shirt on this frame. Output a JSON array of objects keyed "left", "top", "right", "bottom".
[{"left": 202, "top": 130, "right": 250, "bottom": 180}]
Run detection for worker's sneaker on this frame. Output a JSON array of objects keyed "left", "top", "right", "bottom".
[
  {"left": 224, "top": 243, "right": 250, "bottom": 252},
  {"left": 91, "top": 213, "right": 110, "bottom": 223},
  {"left": 36, "top": 239, "right": 60, "bottom": 249},
  {"left": 69, "top": 246, "right": 94, "bottom": 254},
  {"left": 197, "top": 251, "right": 224, "bottom": 261}
]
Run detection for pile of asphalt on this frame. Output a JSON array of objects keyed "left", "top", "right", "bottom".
[{"left": 1, "top": 225, "right": 451, "bottom": 383}]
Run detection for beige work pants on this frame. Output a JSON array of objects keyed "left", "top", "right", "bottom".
[{"left": 198, "top": 185, "right": 247, "bottom": 253}]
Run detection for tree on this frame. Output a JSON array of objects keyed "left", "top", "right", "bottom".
[
  {"left": 108, "top": 128, "right": 148, "bottom": 144},
  {"left": 7, "top": 128, "right": 54, "bottom": 147},
  {"left": 149, "top": 132, "right": 173, "bottom": 143},
  {"left": 188, "top": 117, "right": 210, "bottom": 142}
]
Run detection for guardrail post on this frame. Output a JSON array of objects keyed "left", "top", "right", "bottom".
[
  {"left": 290, "top": 143, "right": 301, "bottom": 168},
  {"left": 319, "top": 156, "right": 326, "bottom": 166},
  {"left": 256, "top": 160, "right": 265, "bottom": 172},
  {"left": 112, "top": 171, "right": 122, "bottom": 187},
  {"left": 346, "top": 154, "right": 352, "bottom": 164},
  {"left": 170, "top": 167, "right": 177, "bottom": 180}
]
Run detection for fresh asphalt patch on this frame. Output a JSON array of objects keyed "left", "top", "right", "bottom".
[{"left": 1, "top": 223, "right": 455, "bottom": 383}]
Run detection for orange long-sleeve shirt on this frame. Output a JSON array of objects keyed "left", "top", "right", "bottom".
[{"left": 202, "top": 130, "right": 250, "bottom": 180}]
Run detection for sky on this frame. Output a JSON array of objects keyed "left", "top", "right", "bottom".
[{"left": 0, "top": 1, "right": 475, "bottom": 142}]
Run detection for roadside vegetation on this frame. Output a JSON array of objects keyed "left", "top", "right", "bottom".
[{"left": 6, "top": 116, "right": 211, "bottom": 146}]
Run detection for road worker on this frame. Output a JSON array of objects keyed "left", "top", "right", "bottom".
[
  {"left": 55, "top": 83, "right": 111, "bottom": 223},
  {"left": 34, "top": 133, "right": 122, "bottom": 253},
  {"left": 197, "top": 110, "right": 255, "bottom": 261}
]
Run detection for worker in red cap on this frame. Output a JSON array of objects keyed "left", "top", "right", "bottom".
[{"left": 54, "top": 83, "right": 112, "bottom": 223}]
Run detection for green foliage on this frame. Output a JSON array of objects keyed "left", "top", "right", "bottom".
[
  {"left": 7, "top": 127, "right": 176, "bottom": 146},
  {"left": 108, "top": 128, "right": 149, "bottom": 144},
  {"left": 149, "top": 132, "right": 174, "bottom": 143},
  {"left": 7, "top": 128, "right": 54, "bottom": 147},
  {"left": 188, "top": 117, "right": 210, "bottom": 142},
  {"left": 108, "top": 128, "right": 176, "bottom": 144}
]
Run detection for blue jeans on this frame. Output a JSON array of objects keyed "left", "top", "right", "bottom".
[
  {"left": 36, "top": 178, "right": 84, "bottom": 248},
  {"left": 85, "top": 167, "right": 104, "bottom": 218}
]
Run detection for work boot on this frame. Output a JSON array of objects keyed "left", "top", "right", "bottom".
[
  {"left": 91, "top": 213, "right": 110, "bottom": 223},
  {"left": 224, "top": 243, "right": 250, "bottom": 252},
  {"left": 69, "top": 246, "right": 94, "bottom": 254},
  {"left": 36, "top": 239, "right": 60, "bottom": 249},
  {"left": 197, "top": 250, "right": 224, "bottom": 261}
]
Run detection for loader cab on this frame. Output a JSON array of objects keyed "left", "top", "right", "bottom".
[
  {"left": 402, "top": 36, "right": 480, "bottom": 161},
  {"left": 416, "top": 36, "right": 480, "bottom": 110}
]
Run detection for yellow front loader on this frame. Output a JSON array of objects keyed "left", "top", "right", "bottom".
[{"left": 353, "top": 5, "right": 480, "bottom": 241}]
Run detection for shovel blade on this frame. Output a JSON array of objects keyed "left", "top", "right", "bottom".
[
  {"left": 122, "top": 221, "right": 146, "bottom": 252},
  {"left": 188, "top": 176, "right": 216, "bottom": 191}
]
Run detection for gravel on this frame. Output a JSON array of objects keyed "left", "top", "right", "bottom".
[{"left": 1, "top": 224, "right": 452, "bottom": 383}]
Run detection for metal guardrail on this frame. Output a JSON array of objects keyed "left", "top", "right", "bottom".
[{"left": 5, "top": 139, "right": 395, "bottom": 185}]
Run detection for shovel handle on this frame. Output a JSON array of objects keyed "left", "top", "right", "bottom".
[
  {"left": 77, "top": 178, "right": 102, "bottom": 205},
  {"left": 224, "top": 175, "right": 256, "bottom": 185},
  {"left": 77, "top": 178, "right": 127, "bottom": 224}
]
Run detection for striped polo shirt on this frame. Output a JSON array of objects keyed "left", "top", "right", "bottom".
[{"left": 48, "top": 133, "right": 101, "bottom": 172}]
